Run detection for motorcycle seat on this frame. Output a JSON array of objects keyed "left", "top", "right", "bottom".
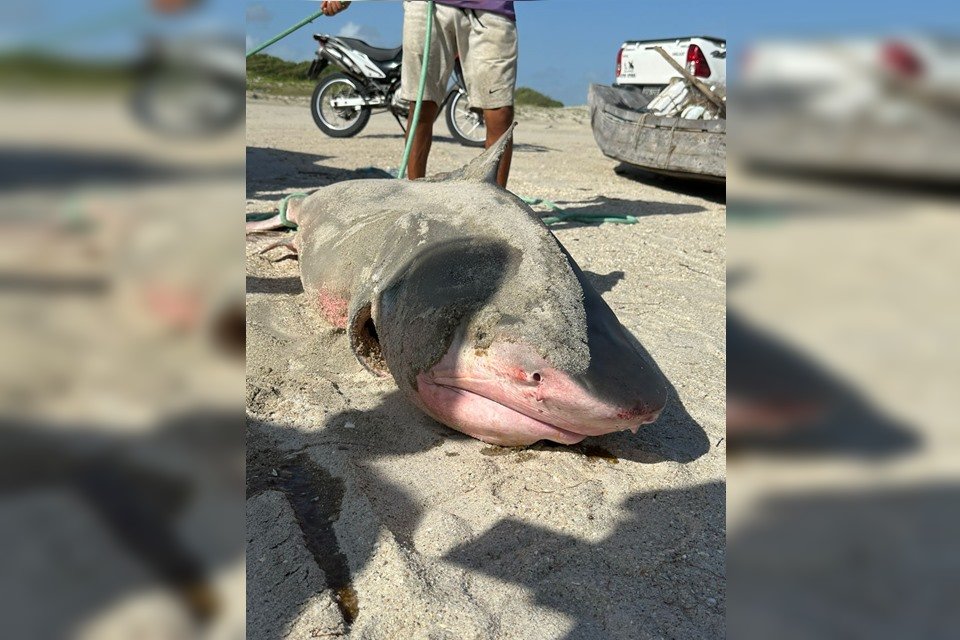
[{"left": 337, "top": 37, "right": 402, "bottom": 62}]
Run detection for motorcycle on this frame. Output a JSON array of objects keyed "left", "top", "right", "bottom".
[
  {"left": 307, "top": 33, "right": 486, "bottom": 147},
  {"left": 131, "top": 33, "right": 246, "bottom": 136}
]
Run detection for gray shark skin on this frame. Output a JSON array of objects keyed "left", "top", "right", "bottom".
[{"left": 265, "top": 126, "right": 667, "bottom": 446}]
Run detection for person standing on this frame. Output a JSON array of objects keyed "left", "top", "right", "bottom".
[{"left": 321, "top": 1, "right": 518, "bottom": 187}]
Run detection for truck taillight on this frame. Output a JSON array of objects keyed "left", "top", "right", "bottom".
[
  {"left": 686, "top": 44, "right": 710, "bottom": 78},
  {"left": 616, "top": 47, "right": 624, "bottom": 78},
  {"left": 882, "top": 41, "right": 924, "bottom": 78}
]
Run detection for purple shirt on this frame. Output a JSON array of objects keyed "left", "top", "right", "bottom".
[{"left": 436, "top": 0, "right": 516, "bottom": 21}]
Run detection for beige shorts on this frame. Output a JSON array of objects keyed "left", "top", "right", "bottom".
[{"left": 401, "top": 1, "right": 518, "bottom": 109}]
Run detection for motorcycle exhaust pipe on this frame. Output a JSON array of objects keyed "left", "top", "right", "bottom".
[{"left": 319, "top": 45, "right": 365, "bottom": 80}]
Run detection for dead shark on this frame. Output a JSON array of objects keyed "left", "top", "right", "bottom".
[{"left": 249, "top": 126, "right": 668, "bottom": 446}]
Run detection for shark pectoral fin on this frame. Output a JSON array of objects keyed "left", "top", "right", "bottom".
[{"left": 347, "top": 298, "right": 389, "bottom": 377}]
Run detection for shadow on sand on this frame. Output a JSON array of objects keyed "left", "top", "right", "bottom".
[
  {"left": 541, "top": 195, "right": 705, "bottom": 230},
  {"left": 727, "top": 310, "right": 918, "bottom": 457},
  {"left": 728, "top": 483, "right": 958, "bottom": 639},
  {"left": 447, "top": 480, "right": 725, "bottom": 639},
  {"left": 0, "top": 147, "right": 242, "bottom": 193},
  {"left": 613, "top": 163, "right": 726, "bottom": 204},
  {"left": 247, "top": 376, "right": 716, "bottom": 639},
  {"left": 246, "top": 146, "right": 393, "bottom": 202},
  {"left": 0, "top": 410, "right": 244, "bottom": 638}
]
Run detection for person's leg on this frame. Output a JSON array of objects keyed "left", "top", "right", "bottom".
[
  {"left": 483, "top": 105, "right": 514, "bottom": 187},
  {"left": 459, "top": 10, "right": 518, "bottom": 188},
  {"left": 400, "top": 1, "right": 456, "bottom": 179},
  {"left": 404, "top": 100, "right": 440, "bottom": 180}
]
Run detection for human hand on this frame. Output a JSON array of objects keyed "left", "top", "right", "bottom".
[
  {"left": 151, "top": 0, "right": 200, "bottom": 14},
  {"left": 321, "top": 1, "right": 351, "bottom": 16}
]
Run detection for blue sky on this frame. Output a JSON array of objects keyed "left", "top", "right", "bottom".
[
  {"left": 244, "top": 0, "right": 958, "bottom": 105},
  {"left": 4, "top": 1, "right": 956, "bottom": 105},
  {"left": 246, "top": 0, "right": 728, "bottom": 105},
  {"left": 0, "top": 0, "right": 243, "bottom": 58}
]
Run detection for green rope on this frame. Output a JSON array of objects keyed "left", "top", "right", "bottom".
[
  {"left": 246, "top": 9, "right": 326, "bottom": 57},
  {"left": 246, "top": 192, "right": 310, "bottom": 228},
  {"left": 277, "top": 193, "right": 308, "bottom": 227},
  {"left": 397, "top": 0, "right": 435, "bottom": 180}
]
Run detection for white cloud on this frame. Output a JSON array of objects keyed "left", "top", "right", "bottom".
[
  {"left": 246, "top": 3, "right": 272, "bottom": 24},
  {"left": 337, "top": 21, "right": 382, "bottom": 44}
]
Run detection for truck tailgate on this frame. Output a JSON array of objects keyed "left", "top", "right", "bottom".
[{"left": 618, "top": 40, "right": 689, "bottom": 85}]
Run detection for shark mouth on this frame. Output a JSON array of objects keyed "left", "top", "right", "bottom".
[{"left": 415, "top": 374, "right": 588, "bottom": 446}]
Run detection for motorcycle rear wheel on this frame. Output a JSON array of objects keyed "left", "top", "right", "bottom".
[
  {"left": 445, "top": 90, "right": 486, "bottom": 147},
  {"left": 132, "top": 72, "right": 242, "bottom": 137},
  {"left": 311, "top": 73, "right": 371, "bottom": 138}
]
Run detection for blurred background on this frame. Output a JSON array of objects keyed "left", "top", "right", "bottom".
[
  {"left": 726, "top": 2, "right": 959, "bottom": 638},
  {"left": 3, "top": 0, "right": 959, "bottom": 637},
  {"left": 0, "top": 1, "right": 244, "bottom": 638}
]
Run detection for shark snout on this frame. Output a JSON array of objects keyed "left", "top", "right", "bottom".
[
  {"left": 415, "top": 338, "right": 668, "bottom": 446},
  {"left": 529, "top": 366, "right": 666, "bottom": 436}
]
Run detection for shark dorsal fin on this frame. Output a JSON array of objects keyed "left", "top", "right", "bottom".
[{"left": 423, "top": 123, "right": 516, "bottom": 184}]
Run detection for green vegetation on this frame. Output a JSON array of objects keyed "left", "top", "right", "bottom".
[
  {"left": 0, "top": 50, "right": 566, "bottom": 106},
  {"left": 246, "top": 53, "right": 332, "bottom": 97},
  {"left": 248, "top": 54, "right": 564, "bottom": 107},
  {"left": 0, "top": 51, "right": 131, "bottom": 92},
  {"left": 514, "top": 87, "right": 563, "bottom": 108},
  {"left": 246, "top": 54, "right": 314, "bottom": 81}
]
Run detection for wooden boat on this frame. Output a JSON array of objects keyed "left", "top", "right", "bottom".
[{"left": 588, "top": 83, "right": 725, "bottom": 181}]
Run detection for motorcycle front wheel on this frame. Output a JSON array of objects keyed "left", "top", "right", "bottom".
[
  {"left": 311, "top": 73, "right": 371, "bottom": 138},
  {"left": 445, "top": 90, "right": 486, "bottom": 147}
]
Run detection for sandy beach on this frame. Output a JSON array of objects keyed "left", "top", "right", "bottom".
[{"left": 245, "top": 97, "right": 726, "bottom": 639}]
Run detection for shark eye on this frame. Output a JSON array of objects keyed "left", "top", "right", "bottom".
[{"left": 531, "top": 372, "right": 542, "bottom": 383}]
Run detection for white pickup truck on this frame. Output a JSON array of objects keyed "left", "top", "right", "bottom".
[{"left": 615, "top": 36, "right": 726, "bottom": 98}]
